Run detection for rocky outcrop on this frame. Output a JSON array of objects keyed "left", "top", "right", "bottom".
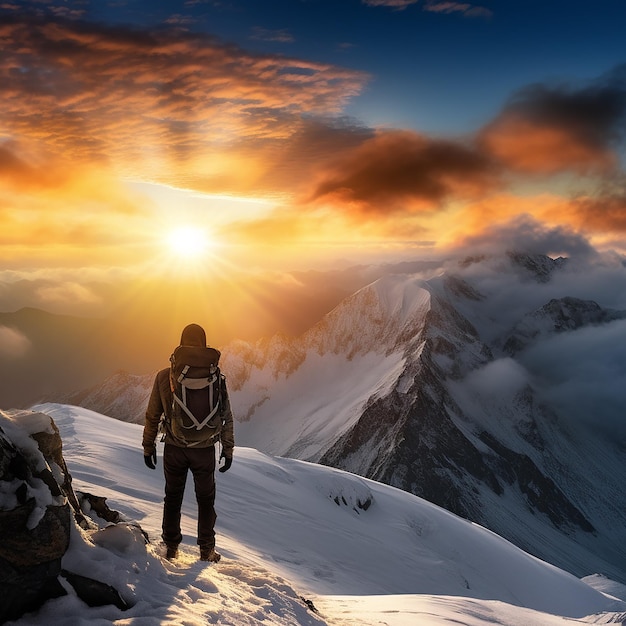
[
  {"left": 0, "top": 410, "right": 131, "bottom": 622},
  {"left": 0, "top": 411, "right": 72, "bottom": 622}
]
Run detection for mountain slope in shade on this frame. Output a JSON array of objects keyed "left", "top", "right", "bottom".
[{"left": 226, "top": 254, "right": 626, "bottom": 583}]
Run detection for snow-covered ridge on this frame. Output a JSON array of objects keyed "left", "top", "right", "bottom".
[{"left": 14, "top": 403, "right": 626, "bottom": 625}]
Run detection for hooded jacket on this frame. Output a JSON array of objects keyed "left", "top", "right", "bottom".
[{"left": 142, "top": 328, "right": 235, "bottom": 458}]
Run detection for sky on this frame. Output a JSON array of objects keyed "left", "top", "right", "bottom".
[
  {"left": 4, "top": 403, "right": 626, "bottom": 624},
  {"left": 1, "top": 0, "right": 626, "bottom": 332}
]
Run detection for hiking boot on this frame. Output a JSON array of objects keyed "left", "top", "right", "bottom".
[
  {"left": 165, "top": 545, "right": 179, "bottom": 560},
  {"left": 200, "top": 547, "right": 221, "bottom": 563}
]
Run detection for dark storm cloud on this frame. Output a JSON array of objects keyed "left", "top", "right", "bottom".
[
  {"left": 510, "top": 67, "right": 626, "bottom": 145},
  {"left": 480, "top": 66, "right": 626, "bottom": 174},
  {"left": 309, "top": 130, "right": 500, "bottom": 214}
]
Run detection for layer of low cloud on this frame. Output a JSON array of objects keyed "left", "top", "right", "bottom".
[
  {"left": 0, "top": 326, "right": 31, "bottom": 358},
  {"left": 454, "top": 357, "right": 530, "bottom": 403},
  {"left": 521, "top": 320, "right": 626, "bottom": 437},
  {"left": 454, "top": 217, "right": 626, "bottom": 326},
  {"left": 442, "top": 225, "right": 626, "bottom": 440}
]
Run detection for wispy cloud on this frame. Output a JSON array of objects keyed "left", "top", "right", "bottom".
[
  {"left": 361, "top": 0, "right": 419, "bottom": 9},
  {"left": 423, "top": 2, "right": 492, "bottom": 19},
  {"left": 0, "top": 13, "right": 368, "bottom": 190},
  {"left": 0, "top": 326, "right": 31, "bottom": 358},
  {"left": 362, "top": 0, "right": 492, "bottom": 17},
  {"left": 250, "top": 26, "right": 295, "bottom": 43}
]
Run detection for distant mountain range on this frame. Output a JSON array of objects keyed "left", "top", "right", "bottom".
[
  {"left": 0, "top": 260, "right": 441, "bottom": 409},
  {"left": 41, "top": 252, "right": 626, "bottom": 585}
]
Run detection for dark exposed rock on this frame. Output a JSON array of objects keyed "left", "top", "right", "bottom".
[
  {"left": 61, "top": 569, "right": 130, "bottom": 610},
  {"left": 0, "top": 562, "right": 67, "bottom": 624},
  {"left": 320, "top": 351, "right": 503, "bottom": 523},
  {"left": 0, "top": 414, "right": 72, "bottom": 623},
  {"left": 479, "top": 432, "right": 594, "bottom": 533},
  {"left": 0, "top": 410, "right": 130, "bottom": 622},
  {"left": 506, "top": 251, "right": 568, "bottom": 283},
  {"left": 78, "top": 492, "right": 121, "bottom": 524}
]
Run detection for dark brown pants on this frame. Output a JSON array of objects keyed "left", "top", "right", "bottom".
[{"left": 162, "top": 443, "right": 217, "bottom": 549}]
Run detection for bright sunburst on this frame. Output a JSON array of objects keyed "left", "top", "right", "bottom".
[{"left": 166, "top": 226, "right": 213, "bottom": 259}]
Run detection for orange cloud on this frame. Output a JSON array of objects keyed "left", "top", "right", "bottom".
[
  {"left": 437, "top": 189, "right": 626, "bottom": 255},
  {"left": 0, "top": 144, "right": 155, "bottom": 269},
  {"left": 480, "top": 115, "right": 617, "bottom": 174},
  {"left": 569, "top": 193, "right": 626, "bottom": 233},
  {"left": 2, "top": 10, "right": 625, "bottom": 274},
  {"left": 480, "top": 75, "right": 626, "bottom": 175},
  {"left": 441, "top": 193, "right": 571, "bottom": 243},
  {"left": 308, "top": 130, "right": 500, "bottom": 214},
  {"left": 0, "top": 13, "right": 369, "bottom": 192}
]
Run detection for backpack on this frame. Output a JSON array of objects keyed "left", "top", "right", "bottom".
[{"left": 168, "top": 345, "right": 225, "bottom": 447}]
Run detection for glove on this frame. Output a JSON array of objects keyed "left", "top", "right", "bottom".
[
  {"left": 144, "top": 450, "right": 157, "bottom": 470},
  {"left": 218, "top": 453, "right": 232, "bottom": 473}
]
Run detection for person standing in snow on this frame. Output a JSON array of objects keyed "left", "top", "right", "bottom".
[{"left": 142, "top": 323, "right": 234, "bottom": 562}]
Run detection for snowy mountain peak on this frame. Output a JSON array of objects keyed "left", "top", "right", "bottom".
[
  {"left": 458, "top": 251, "right": 568, "bottom": 283},
  {"left": 302, "top": 273, "right": 432, "bottom": 357},
  {"left": 502, "top": 296, "right": 626, "bottom": 355}
]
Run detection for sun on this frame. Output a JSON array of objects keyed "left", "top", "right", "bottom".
[{"left": 166, "top": 226, "right": 213, "bottom": 259}]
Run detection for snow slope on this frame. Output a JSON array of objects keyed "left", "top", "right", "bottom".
[{"left": 8, "top": 403, "right": 626, "bottom": 626}]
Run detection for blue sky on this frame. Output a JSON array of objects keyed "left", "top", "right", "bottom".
[{"left": 82, "top": 0, "right": 626, "bottom": 134}]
